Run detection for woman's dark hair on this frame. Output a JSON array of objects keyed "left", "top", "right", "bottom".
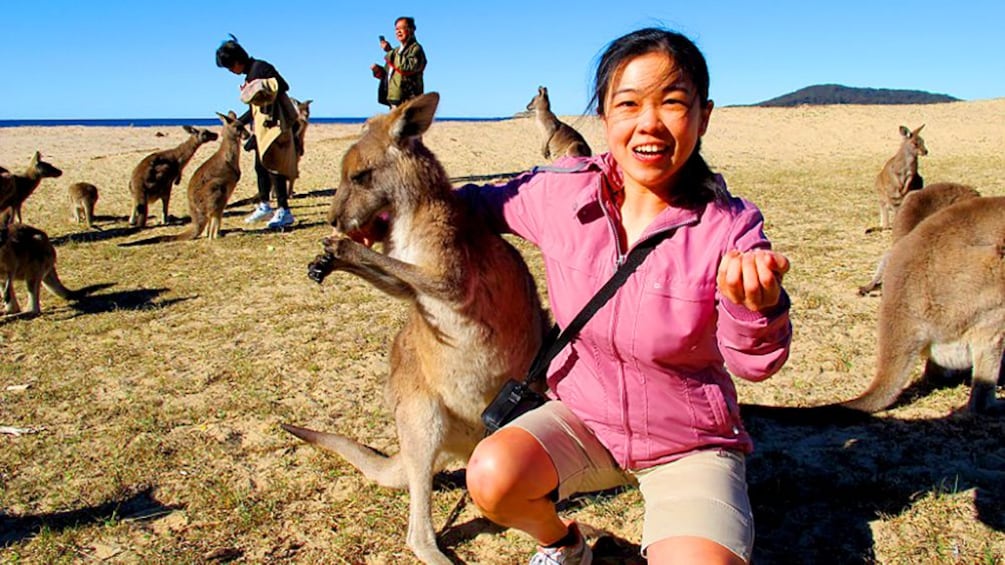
[
  {"left": 216, "top": 34, "right": 250, "bottom": 69},
  {"left": 590, "top": 28, "right": 724, "bottom": 206},
  {"left": 395, "top": 16, "right": 416, "bottom": 30}
]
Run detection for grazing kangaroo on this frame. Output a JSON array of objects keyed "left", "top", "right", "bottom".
[
  {"left": 0, "top": 223, "right": 77, "bottom": 315},
  {"left": 871, "top": 124, "right": 927, "bottom": 232},
  {"left": 858, "top": 182, "right": 980, "bottom": 295},
  {"left": 68, "top": 182, "right": 100, "bottom": 228},
  {"left": 174, "top": 112, "right": 249, "bottom": 241},
  {"left": 0, "top": 152, "right": 63, "bottom": 224},
  {"left": 526, "top": 86, "right": 592, "bottom": 160},
  {"left": 128, "top": 125, "right": 218, "bottom": 227},
  {"left": 285, "top": 93, "right": 546, "bottom": 565}
]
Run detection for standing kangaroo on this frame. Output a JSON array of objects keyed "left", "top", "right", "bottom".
[
  {"left": 0, "top": 223, "right": 77, "bottom": 316},
  {"left": 858, "top": 182, "right": 980, "bottom": 295},
  {"left": 0, "top": 152, "right": 63, "bottom": 224},
  {"left": 285, "top": 93, "right": 545, "bottom": 565},
  {"left": 286, "top": 97, "right": 312, "bottom": 198},
  {"left": 871, "top": 124, "right": 927, "bottom": 232},
  {"left": 68, "top": 182, "right": 100, "bottom": 229},
  {"left": 748, "top": 196, "right": 1005, "bottom": 421},
  {"left": 526, "top": 86, "right": 592, "bottom": 160},
  {"left": 128, "top": 125, "right": 218, "bottom": 227},
  {"left": 174, "top": 112, "right": 249, "bottom": 241}
]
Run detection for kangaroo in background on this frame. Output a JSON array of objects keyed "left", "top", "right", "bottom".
[
  {"left": 129, "top": 125, "right": 218, "bottom": 228},
  {"left": 174, "top": 112, "right": 249, "bottom": 241},
  {"left": 526, "top": 86, "right": 592, "bottom": 160},
  {"left": 0, "top": 152, "right": 63, "bottom": 224},
  {"left": 747, "top": 196, "right": 1005, "bottom": 422},
  {"left": 0, "top": 223, "right": 77, "bottom": 316},
  {"left": 0, "top": 167, "right": 14, "bottom": 212},
  {"left": 286, "top": 97, "right": 312, "bottom": 198},
  {"left": 870, "top": 124, "right": 927, "bottom": 233},
  {"left": 285, "top": 92, "right": 546, "bottom": 565},
  {"left": 68, "top": 182, "right": 100, "bottom": 229},
  {"left": 858, "top": 182, "right": 980, "bottom": 295}
]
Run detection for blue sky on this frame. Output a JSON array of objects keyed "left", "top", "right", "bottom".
[{"left": 5, "top": 1, "right": 1004, "bottom": 119}]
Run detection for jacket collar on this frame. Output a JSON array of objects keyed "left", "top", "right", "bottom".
[{"left": 569, "top": 153, "right": 703, "bottom": 235}]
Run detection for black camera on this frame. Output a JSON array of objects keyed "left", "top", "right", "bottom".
[
  {"left": 307, "top": 252, "right": 336, "bottom": 284},
  {"left": 481, "top": 379, "right": 546, "bottom": 435}
]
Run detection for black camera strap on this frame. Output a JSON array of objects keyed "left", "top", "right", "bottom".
[{"left": 523, "top": 228, "right": 675, "bottom": 385}]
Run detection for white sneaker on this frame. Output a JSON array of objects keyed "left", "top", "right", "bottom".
[
  {"left": 529, "top": 523, "right": 592, "bottom": 565},
  {"left": 266, "top": 208, "right": 295, "bottom": 229},
  {"left": 245, "top": 202, "right": 273, "bottom": 223}
]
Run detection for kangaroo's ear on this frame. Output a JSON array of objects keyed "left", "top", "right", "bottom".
[
  {"left": 31, "top": 151, "right": 40, "bottom": 163},
  {"left": 914, "top": 124, "right": 925, "bottom": 134},
  {"left": 899, "top": 125, "right": 910, "bottom": 137},
  {"left": 183, "top": 125, "right": 197, "bottom": 135},
  {"left": 390, "top": 92, "right": 439, "bottom": 144}
]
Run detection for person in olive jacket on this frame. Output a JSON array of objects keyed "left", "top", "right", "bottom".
[{"left": 370, "top": 17, "right": 427, "bottom": 108}]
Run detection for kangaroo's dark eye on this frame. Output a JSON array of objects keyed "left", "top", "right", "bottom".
[{"left": 351, "top": 169, "right": 372, "bottom": 184}]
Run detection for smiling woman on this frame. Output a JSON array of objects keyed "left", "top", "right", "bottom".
[{"left": 460, "top": 27, "right": 792, "bottom": 565}]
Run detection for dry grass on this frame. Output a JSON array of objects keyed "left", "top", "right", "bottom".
[{"left": 1, "top": 100, "right": 1004, "bottom": 564}]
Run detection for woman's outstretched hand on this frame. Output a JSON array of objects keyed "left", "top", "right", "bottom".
[{"left": 717, "top": 249, "right": 790, "bottom": 312}]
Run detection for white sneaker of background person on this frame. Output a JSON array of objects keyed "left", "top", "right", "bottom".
[
  {"left": 267, "top": 207, "right": 295, "bottom": 229},
  {"left": 245, "top": 202, "right": 273, "bottom": 223}
]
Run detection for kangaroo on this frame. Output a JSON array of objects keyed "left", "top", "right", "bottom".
[
  {"left": 747, "top": 196, "right": 1005, "bottom": 423},
  {"left": 68, "top": 182, "right": 100, "bottom": 228},
  {"left": 871, "top": 124, "right": 927, "bottom": 232},
  {"left": 174, "top": 112, "right": 249, "bottom": 241},
  {"left": 128, "top": 125, "right": 218, "bottom": 227},
  {"left": 0, "top": 152, "right": 63, "bottom": 224},
  {"left": 858, "top": 182, "right": 980, "bottom": 295},
  {"left": 0, "top": 167, "right": 14, "bottom": 212},
  {"left": 526, "top": 86, "right": 592, "bottom": 160},
  {"left": 284, "top": 93, "right": 546, "bottom": 565},
  {"left": 0, "top": 223, "right": 77, "bottom": 315},
  {"left": 286, "top": 97, "right": 312, "bottom": 197}
]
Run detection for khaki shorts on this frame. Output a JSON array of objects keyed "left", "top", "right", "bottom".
[{"left": 508, "top": 401, "right": 754, "bottom": 562}]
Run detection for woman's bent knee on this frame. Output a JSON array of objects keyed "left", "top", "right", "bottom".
[{"left": 466, "top": 427, "right": 558, "bottom": 514}]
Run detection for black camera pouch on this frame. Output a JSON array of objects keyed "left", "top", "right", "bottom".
[{"left": 481, "top": 379, "right": 546, "bottom": 435}]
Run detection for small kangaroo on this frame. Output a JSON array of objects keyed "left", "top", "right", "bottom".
[
  {"left": 287, "top": 97, "right": 312, "bottom": 197},
  {"left": 174, "top": 112, "right": 249, "bottom": 241},
  {"left": 526, "top": 86, "right": 592, "bottom": 160},
  {"left": 68, "top": 182, "right": 100, "bottom": 229},
  {"left": 871, "top": 124, "right": 928, "bottom": 232},
  {"left": 858, "top": 182, "right": 980, "bottom": 295},
  {"left": 128, "top": 125, "right": 218, "bottom": 227},
  {"left": 0, "top": 223, "right": 77, "bottom": 316},
  {"left": 0, "top": 167, "right": 14, "bottom": 212},
  {"left": 0, "top": 152, "right": 64, "bottom": 224},
  {"left": 285, "top": 93, "right": 546, "bottom": 565}
]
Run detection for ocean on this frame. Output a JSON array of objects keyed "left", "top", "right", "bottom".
[{"left": 0, "top": 117, "right": 508, "bottom": 128}]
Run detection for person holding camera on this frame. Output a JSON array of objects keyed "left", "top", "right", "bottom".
[
  {"left": 216, "top": 35, "right": 297, "bottom": 229},
  {"left": 370, "top": 16, "right": 426, "bottom": 108},
  {"left": 462, "top": 28, "right": 792, "bottom": 565}
]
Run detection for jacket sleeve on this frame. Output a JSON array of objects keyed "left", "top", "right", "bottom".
[
  {"left": 715, "top": 203, "right": 792, "bottom": 382},
  {"left": 395, "top": 43, "right": 426, "bottom": 74},
  {"left": 455, "top": 171, "right": 548, "bottom": 246}
]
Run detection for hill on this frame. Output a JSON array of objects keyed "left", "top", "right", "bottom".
[{"left": 755, "top": 83, "right": 960, "bottom": 106}]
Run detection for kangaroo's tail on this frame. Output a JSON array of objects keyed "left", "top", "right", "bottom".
[{"left": 42, "top": 267, "right": 77, "bottom": 300}]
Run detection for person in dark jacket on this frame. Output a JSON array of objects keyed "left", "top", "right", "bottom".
[{"left": 216, "top": 36, "right": 297, "bottom": 229}]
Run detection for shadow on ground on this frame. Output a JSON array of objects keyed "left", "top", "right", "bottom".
[
  {"left": 0, "top": 485, "right": 182, "bottom": 546},
  {"left": 744, "top": 409, "right": 1005, "bottom": 563}
]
